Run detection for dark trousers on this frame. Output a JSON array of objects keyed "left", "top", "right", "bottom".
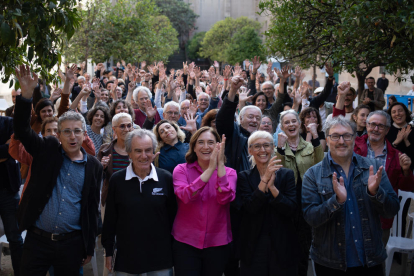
[
  {"left": 20, "top": 230, "right": 84, "bottom": 276},
  {"left": 315, "top": 263, "right": 384, "bottom": 276},
  {"left": 293, "top": 211, "right": 312, "bottom": 276},
  {"left": 173, "top": 239, "right": 230, "bottom": 276},
  {"left": 240, "top": 235, "right": 298, "bottom": 276},
  {"left": 0, "top": 189, "right": 23, "bottom": 276}
]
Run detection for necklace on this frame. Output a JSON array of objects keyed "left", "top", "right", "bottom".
[{"left": 288, "top": 140, "right": 299, "bottom": 150}]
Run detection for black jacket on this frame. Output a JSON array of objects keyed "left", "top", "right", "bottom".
[
  {"left": 0, "top": 116, "right": 21, "bottom": 193},
  {"left": 13, "top": 96, "right": 102, "bottom": 257},
  {"left": 102, "top": 167, "right": 176, "bottom": 274},
  {"left": 237, "top": 167, "right": 300, "bottom": 267}
]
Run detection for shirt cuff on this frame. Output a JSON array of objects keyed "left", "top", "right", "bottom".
[
  {"left": 311, "top": 138, "right": 320, "bottom": 147},
  {"left": 191, "top": 176, "right": 208, "bottom": 192},
  {"left": 216, "top": 174, "right": 229, "bottom": 188},
  {"left": 327, "top": 194, "right": 344, "bottom": 212},
  {"left": 367, "top": 186, "right": 385, "bottom": 203},
  {"left": 19, "top": 95, "right": 33, "bottom": 103}
]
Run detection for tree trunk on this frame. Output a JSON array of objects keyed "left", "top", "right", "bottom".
[{"left": 356, "top": 73, "right": 365, "bottom": 105}]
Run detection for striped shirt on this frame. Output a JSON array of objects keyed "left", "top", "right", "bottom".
[
  {"left": 112, "top": 150, "right": 129, "bottom": 172},
  {"left": 86, "top": 124, "right": 103, "bottom": 156},
  {"left": 367, "top": 140, "right": 387, "bottom": 168}
]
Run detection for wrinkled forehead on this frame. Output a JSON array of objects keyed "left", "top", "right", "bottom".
[{"left": 328, "top": 124, "right": 353, "bottom": 135}]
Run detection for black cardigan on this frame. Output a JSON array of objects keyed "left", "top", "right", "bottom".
[
  {"left": 13, "top": 96, "right": 102, "bottom": 257},
  {"left": 237, "top": 167, "right": 300, "bottom": 267},
  {"left": 102, "top": 167, "right": 177, "bottom": 274}
]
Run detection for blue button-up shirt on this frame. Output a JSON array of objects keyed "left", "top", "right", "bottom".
[
  {"left": 35, "top": 148, "right": 87, "bottom": 233},
  {"left": 159, "top": 141, "right": 189, "bottom": 174},
  {"left": 328, "top": 152, "right": 365, "bottom": 267},
  {"left": 367, "top": 140, "right": 387, "bottom": 168}
]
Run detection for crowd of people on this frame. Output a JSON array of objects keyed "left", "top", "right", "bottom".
[{"left": 1, "top": 56, "right": 414, "bottom": 276}]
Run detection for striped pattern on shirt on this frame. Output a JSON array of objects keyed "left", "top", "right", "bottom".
[
  {"left": 86, "top": 124, "right": 103, "bottom": 156},
  {"left": 112, "top": 150, "right": 130, "bottom": 172}
]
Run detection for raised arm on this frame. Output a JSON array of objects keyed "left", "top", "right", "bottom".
[{"left": 309, "top": 63, "right": 334, "bottom": 109}]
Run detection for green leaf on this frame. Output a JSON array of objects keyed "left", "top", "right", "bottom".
[
  {"left": 9, "top": 79, "right": 14, "bottom": 88},
  {"left": 1, "top": 22, "right": 13, "bottom": 45}
]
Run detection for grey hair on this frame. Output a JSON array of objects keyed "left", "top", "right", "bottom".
[
  {"left": 77, "top": 76, "right": 86, "bottom": 82},
  {"left": 247, "top": 131, "right": 274, "bottom": 168},
  {"left": 260, "top": 81, "right": 275, "bottom": 91},
  {"left": 366, "top": 110, "right": 391, "bottom": 127},
  {"left": 112, "top": 112, "right": 132, "bottom": 126},
  {"left": 133, "top": 86, "right": 152, "bottom": 102},
  {"left": 164, "top": 101, "right": 180, "bottom": 113},
  {"left": 323, "top": 115, "right": 357, "bottom": 137},
  {"left": 197, "top": 91, "right": 210, "bottom": 101},
  {"left": 180, "top": 99, "right": 190, "bottom": 107},
  {"left": 58, "top": 111, "right": 87, "bottom": 132},
  {"left": 239, "top": 105, "right": 262, "bottom": 121},
  {"left": 279, "top": 110, "right": 301, "bottom": 130},
  {"left": 125, "top": 129, "right": 158, "bottom": 154}
]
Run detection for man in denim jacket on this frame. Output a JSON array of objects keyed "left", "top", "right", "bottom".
[{"left": 302, "top": 114, "right": 399, "bottom": 275}]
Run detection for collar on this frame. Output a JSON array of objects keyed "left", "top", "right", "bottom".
[
  {"left": 367, "top": 139, "right": 387, "bottom": 155},
  {"left": 188, "top": 161, "right": 210, "bottom": 174},
  {"left": 327, "top": 151, "right": 358, "bottom": 167},
  {"left": 125, "top": 163, "right": 158, "bottom": 182},
  {"left": 61, "top": 147, "right": 87, "bottom": 163},
  {"left": 163, "top": 141, "right": 183, "bottom": 151}
]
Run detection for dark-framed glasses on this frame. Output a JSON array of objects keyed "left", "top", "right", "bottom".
[
  {"left": 61, "top": 128, "right": 83, "bottom": 137},
  {"left": 327, "top": 133, "right": 354, "bottom": 141}
]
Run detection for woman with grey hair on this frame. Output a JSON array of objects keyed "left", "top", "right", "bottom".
[
  {"left": 237, "top": 131, "right": 299, "bottom": 275},
  {"left": 102, "top": 128, "right": 176, "bottom": 276},
  {"left": 275, "top": 109, "right": 324, "bottom": 276}
]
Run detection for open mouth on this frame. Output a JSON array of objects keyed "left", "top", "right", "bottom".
[
  {"left": 69, "top": 142, "right": 77, "bottom": 147},
  {"left": 288, "top": 127, "right": 296, "bottom": 134}
]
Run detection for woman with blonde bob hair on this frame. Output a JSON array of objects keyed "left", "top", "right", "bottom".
[
  {"left": 237, "top": 130, "right": 299, "bottom": 275},
  {"left": 153, "top": 119, "right": 188, "bottom": 173},
  {"left": 172, "top": 127, "right": 237, "bottom": 276}
]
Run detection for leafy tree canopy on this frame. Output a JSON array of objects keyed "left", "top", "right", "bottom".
[
  {"left": 225, "top": 26, "right": 265, "bottom": 65},
  {"left": 186, "top": 31, "right": 206, "bottom": 60},
  {"left": 259, "top": 0, "right": 414, "bottom": 95},
  {"left": 1, "top": 0, "right": 81, "bottom": 85},
  {"left": 200, "top": 17, "right": 262, "bottom": 63}
]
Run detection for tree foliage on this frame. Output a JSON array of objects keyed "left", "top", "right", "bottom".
[
  {"left": 154, "top": 0, "right": 198, "bottom": 47},
  {"left": 259, "top": 0, "right": 414, "bottom": 95},
  {"left": 1, "top": 0, "right": 81, "bottom": 84},
  {"left": 225, "top": 26, "right": 265, "bottom": 65},
  {"left": 200, "top": 17, "right": 263, "bottom": 63},
  {"left": 62, "top": 0, "right": 179, "bottom": 65},
  {"left": 186, "top": 31, "right": 206, "bottom": 60}
]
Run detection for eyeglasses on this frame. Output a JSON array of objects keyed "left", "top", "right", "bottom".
[
  {"left": 61, "top": 128, "right": 83, "bottom": 137},
  {"left": 261, "top": 121, "right": 272, "bottom": 126},
  {"left": 198, "top": 98, "right": 209, "bottom": 102},
  {"left": 249, "top": 143, "right": 273, "bottom": 151},
  {"left": 115, "top": 123, "right": 133, "bottom": 130},
  {"left": 327, "top": 133, "right": 354, "bottom": 141},
  {"left": 165, "top": 111, "right": 179, "bottom": 116},
  {"left": 367, "top": 122, "right": 387, "bottom": 130}
]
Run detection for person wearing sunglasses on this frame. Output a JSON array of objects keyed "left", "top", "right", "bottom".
[{"left": 237, "top": 131, "right": 299, "bottom": 275}]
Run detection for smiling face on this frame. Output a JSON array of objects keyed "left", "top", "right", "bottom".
[
  {"left": 390, "top": 105, "right": 406, "bottom": 126},
  {"left": 163, "top": 105, "right": 180, "bottom": 122},
  {"left": 198, "top": 94, "right": 209, "bottom": 111},
  {"left": 367, "top": 78, "right": 375, "bottom": 90},
  {"left": 40, "top": 105, "right": 54, "bottom": 121},
  {"left": 101, "top": 91, "right": 109, "bottom": 103},
  {"left": 113, "top": 117, "right": 133, "bottom": 142},
  {"left": 262, "top": 83, "right": 275, "bottom": 99},
  {"left": 137, "top": 90, "right": 149, "bottom": 110},
  {"left": 116, "top": 87, "right": 122, "bottom": 98},
  {"left": 327, "top": 124, "right": 355, "bottom": 159},
  {"left": 259, "top": 117, "right": 273, "bottom": 133},
  {"left": 129, "top": 135, "right": 154, "bottom": 173},
  {"left": 240, "top": 107, "right": 262, "bottom": 133},
  {"left": 115, "top": 102, "right": 129, "bottom": 114},
  {"left": 194, "top": 131, "right": 217, "bottom": 163},
  {"left": 367, "top": 114, "right": 389, "bottom": 143},
  {"left": 158, "top": 122, "right": 178, "bottom": 145},
  {"left": 249, "top": 137, "right": 273, "bottom": 165},
  {"left": 92, "top": 110, "right": 105, "bottom": 128},
  {"left": 180, "top": 101, "right": 190, "bottom": 117},
  {"left": 304, "top": 111, "right": 318, "bottom": 126},
  {"left": 57, "top": 120, "right": 85, "bottom": 157},
  {"left": 255, "top": 95, "right": 267, "bottom": 111},
  {"left": 281, "top": 113, "right": 300, "bottom": 139},
  {"left": 43, "top": 122, "right": 58, "bottom": 137}
]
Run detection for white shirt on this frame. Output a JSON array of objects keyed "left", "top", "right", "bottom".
[
  {"left": 319, "top": 106, "right": 326, "bottom": 126},
  {"left": 125, "top": 163, "right": 158, "bottom": 193},
  {"left": 407, "top": 90, "right": 414, "bottom": 96}
]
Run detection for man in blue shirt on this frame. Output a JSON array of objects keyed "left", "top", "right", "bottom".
[
  {"left": 302, "top": 113, "right": 399, "bottom": 275},
  {"left": 14, "top": 65, "right": 102, "bottom": 276}
]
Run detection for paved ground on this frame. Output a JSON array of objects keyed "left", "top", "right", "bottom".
[{"left": 0, "top": 235, "right": 411, "bottom": 275}]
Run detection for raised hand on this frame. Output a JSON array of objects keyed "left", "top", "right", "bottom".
[
  {"left": 208, "top": 66, "right": 216, "bottom": 78},
  {"left": 306, "top": 123, "right": 319, "bottom": 137},
  {"left": 325, "top": 62, "right": 334, "bottom": 77},
  {"left": 15, "top": 64, "right": 38, "bottom": 99},
  {"left": 81, "top": 86, "right": 91, "bottom": 98},
  {"left": 209, "top": 76, "right": 219, "bottom": 96},
  {"left": 223, "top": 65, "right": 231, "bottom": 79},
  {"left": 183, "top": 61, "right": 189, "bottom": 75},
  {"left": 252, "top": 56, "right": 261, "bottom": 73},
  {"left": 145, "top": 100, "right": 157, "bottom": 120},
  {"left": 239, "top": 89, "right": 253, "bottom": 103},
  {"left": 144, "top": 73, "right": 152, "bottom": 82},
  {"left": 50, "top": 88, "right": 63, "bottom": 102},
  {"left": 277, "top": 132, "right": 288, "bottom": 148},
  {"left": 281, "top": 66, "right": 291, "bottom": 80},
  {"left": 194, "top": 66, "right": 202, "bottom": 79},
  {"left": 140, "top": 61, "right": 146, "bottom": 70},
  {"left": 332, "top": 172, "right": 347, "bottom": 204},
  {"left": 244, "top": 59, "right": 250, "bottom": 69},
  {"left": 180, "top": 113, "right": 199, "bottom": 134},
  {"left": 293, "top": 66, "right": 302, "bottom": 78},
  {"left": 337, "top": 81, "right": 351, "bottom": 97},
  {"left": 399, "top": 153, "right": 412, "bottom": 172},
  {"left": 66, "top": 64, "right": 78, "bottom": 81},
  {"left": 367, "top": 165, "right": 383, "bottom": 196},
  {"left": 188, "top": 99, "right": 198, "bottom": 116},
  {"left": 293, "top": 89, "right": 302, "bottom": 105},
  {"left": 218, "top": 134, "right": 226, "bottom": 165},
  {"left": 230, "top": 76, "right": 245, "bottom": 92}
]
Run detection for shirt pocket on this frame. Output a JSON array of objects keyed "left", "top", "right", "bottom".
[{"left": 318, "top": 184, "right": 334, "bottom": 201}]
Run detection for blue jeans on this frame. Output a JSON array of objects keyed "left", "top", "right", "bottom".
[
  {"left": 0, "top": 188, "right": 23, "bottom": 276},
  {"left": 115, "top": 268, "right": 173, "bottom": 276}
]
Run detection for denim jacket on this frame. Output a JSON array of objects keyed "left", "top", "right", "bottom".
[{"left": 302, "top": 153, "right": 399, "bottom": 271}]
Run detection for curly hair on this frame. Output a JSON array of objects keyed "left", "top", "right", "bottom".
[
  {"left": 388, "top": 102, "right": 412, "bottom": 124},
  {"left": 110, "top": 99, "right": 135, "bottom": 121},
  {"left": 299, "top": 107, "right": 322, "bottom": 134},
  {"left": 201, "top": 109, "right": 218, "bottom": 128},
  {"left": 86, "top": 105, "right": 111, "bottom": 128},
  {"left": 251, "top": 92, "right": 269, "bottom": 109}
]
